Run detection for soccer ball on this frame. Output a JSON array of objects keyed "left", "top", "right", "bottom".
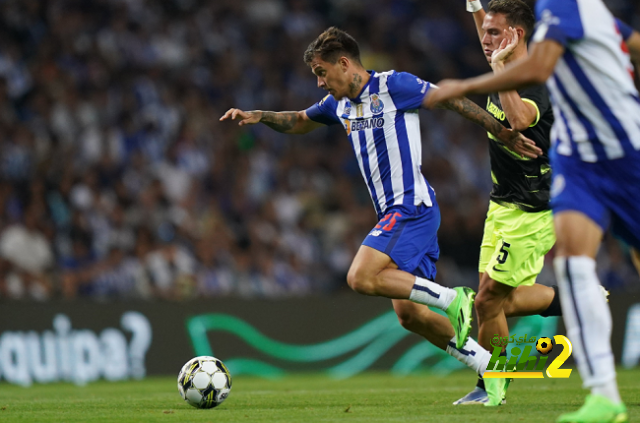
[
  {"left": 536, "top": 337, "right": 554, "bottom": 355},
  {"left": 177, "top": 356, "right": 232, "bottom": 409}
]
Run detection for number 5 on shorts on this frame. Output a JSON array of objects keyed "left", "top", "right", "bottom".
[{"left": 497, "top": 241, "right": 511, "bottom": 264}]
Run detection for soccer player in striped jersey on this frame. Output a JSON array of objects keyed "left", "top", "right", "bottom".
[
  {"left": 428, "top": 1, "right": 640, "bottom": 421},
  {"left": 221, "top": 27, "right": 541, "bottom": 405}
]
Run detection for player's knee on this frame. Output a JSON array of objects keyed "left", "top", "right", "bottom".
[
  {"left": 475, "top": 287, "right": 500, "bottom": 319},
  {"left": 346, "top": 267, "right": 376, "bottom": 295},
  {"left": 394, "top": 304, "right": 417, "bottom": 330}
]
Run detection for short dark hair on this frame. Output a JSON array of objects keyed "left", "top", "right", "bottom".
[
  {"left": 487, "top": 0, "right": 535, "bottom": 42},
  {"left": 303, "top": 27, "right": 362, "bottom": 65}
]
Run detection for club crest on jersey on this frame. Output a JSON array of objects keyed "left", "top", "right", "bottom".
[{"left": 370, "top": 94, "right": 384, "bottom": 114}]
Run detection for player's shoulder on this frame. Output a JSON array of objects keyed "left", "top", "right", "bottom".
[
  {"left": 535, "top": 0, "right": 588, "bottom": 25},
  {"left": 383, "top": 70, "right": 430, "bottom": 92},
  {"left": 307, "top": 92, "right": 343, "bottom": 125},
  {"left": 535, "top": 0, "right": 577, "bottom": 14},
  {"left": 317, "top": 93, "right": 342, "bottom": 111},
  {"left": 537, "top": 0, "right": 609, "bottom": 23},
  {"left": 382, "top": 70, "right": 419, "bottom": 82}
]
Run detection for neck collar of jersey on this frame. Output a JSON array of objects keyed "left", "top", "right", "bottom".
[{"left": 349, "top": 70, "right": 373, "bottom": 103}]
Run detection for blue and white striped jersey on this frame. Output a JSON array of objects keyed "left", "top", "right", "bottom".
[
  {"left": 306, "top": 71, "right": 433, "bottom": 219},
  {"left": 533, "top": 0, "right": 640, "bottom": 163}
]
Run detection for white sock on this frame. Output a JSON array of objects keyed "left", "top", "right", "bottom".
[
  {"left": 409, "top": 277, "right": 457, "bottom": 310},
  {"left": 446, "top": 336, "right": 492, "bottom": 376},
  {"left": 593, "top": 380, "right": 622, "bottom": 404},
  {"left": 554, "top": 256, "right": 621, "bottom": 404}
]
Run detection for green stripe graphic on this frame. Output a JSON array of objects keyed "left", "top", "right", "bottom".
[{"left": 186, "top": 310, "right": 557, "bottom": 378}]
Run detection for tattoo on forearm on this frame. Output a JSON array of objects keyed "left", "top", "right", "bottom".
[
  {"left": 260, "top": 111, "right": 298, "bottom": 133},
  {"left": 348, "top": 74, "right": 363, "bottom": 98},
  {"left": 440, "top": 97, "right": 505, "bottom": 138}
]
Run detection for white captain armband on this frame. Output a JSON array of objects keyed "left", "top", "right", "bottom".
[{"left": 467, "top": 0, "right": 483, "bottom": 13}]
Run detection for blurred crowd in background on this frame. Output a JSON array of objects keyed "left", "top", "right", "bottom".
[{"left": 0, "top": 0, "right": 639, "bottom": 301}]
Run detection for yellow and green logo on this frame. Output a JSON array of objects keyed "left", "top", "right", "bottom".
[{"left": 484, "top": 335, "right": 573, "bottom": 379}]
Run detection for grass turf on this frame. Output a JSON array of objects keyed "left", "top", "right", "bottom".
[{"left": 2, "top": 369, "right": 639, "bottom": 423}]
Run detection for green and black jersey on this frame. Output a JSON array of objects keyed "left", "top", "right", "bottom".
[{"left": 485, "top": 85, "right": 554, "bottom": 213}]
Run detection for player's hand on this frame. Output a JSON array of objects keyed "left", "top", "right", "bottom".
[
  {"left": 491, "top": 27, "right": 519, "bottom": 66},
  {"left": 425, "top": 80, "right": 469, "bottom": 108},
  {"left": 499, "top": 129, "right": 543, "bottom": 159},
  {"left": 219, "top": 109, "right": 262, "bottom": 126}
]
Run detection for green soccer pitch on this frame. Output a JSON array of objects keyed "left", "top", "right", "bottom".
[{"left": 2, "top": 369, "right": 639, "bottom": 423}]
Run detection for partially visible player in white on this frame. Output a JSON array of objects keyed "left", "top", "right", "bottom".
[{"left": 428, "top": 0, "right": 640, "bottom": 421}]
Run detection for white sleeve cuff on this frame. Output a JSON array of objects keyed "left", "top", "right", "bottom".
[{"left": 467, "top": 0, "right": 483, "bottom": 13}]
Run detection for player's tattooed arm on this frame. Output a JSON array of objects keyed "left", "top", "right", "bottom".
[
  {"left": 436, "top": 96, "right": 504, "bottom": 135},
  {"left": 434, "top": 96, "right": 542, "bottom": 159},
  {"left": 219, "top": 109, "right": 323, "bottom": 134},
  {"left": 260, "top": 111, "right": 298, "bottom": 132}
]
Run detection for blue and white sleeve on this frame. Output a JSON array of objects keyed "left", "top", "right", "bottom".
[
  {"left": 534, "top": 0, "right": 584, "bottom": 46},
  {"left": 615, "top": 18, "right": 634, "bottom": 42},
  {"left": 386, "top": 71, "right": 431, "bottom": 112},
  {"left": 305, "top": 95, "right": 341, "bottom": 126}
]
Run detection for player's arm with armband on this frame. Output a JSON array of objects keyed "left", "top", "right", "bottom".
[
  {"left": 464, "top": 0, "right": 538, "bottom": 131},
  {"left": 219, "top": 109, "right": 325, "bottom": 134},
  {"left": 467, "top": 0, "right": 487, "bottom": 48}
]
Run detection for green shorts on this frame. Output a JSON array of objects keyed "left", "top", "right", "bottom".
[{"left": 479, "top": 201, "right": 556, "bottom": 287}]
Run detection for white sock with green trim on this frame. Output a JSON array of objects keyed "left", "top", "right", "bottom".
[{"left": 409, "top": 277, "right": 457, "bottom": 310}]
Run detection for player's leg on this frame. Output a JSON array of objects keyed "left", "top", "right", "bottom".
[
  {"left": 454, "top": 205, "right": 513, "bottom": 406},
  {"left": 474, "top": 273, "right": 515, "bottom": 407},
  {"left": 502, "top": 284, "right": 560, "bottom": 317},
  {"left": 454, "top": 204, "right": 513, "bottom": 406},
  {"left": 501, "top": 272, "right": 611, "bottom": 318},
  {"left": 453, "top": 271, "right": 558, "bottom": 406},
  {"left": 477, "top": 203, "right": 560, "bottom": 318},
  {"left": 552, "top": 156, "right": 632, "bottom": 423},
  {"left": 346, "top": 245, "right": 415, "bottom": 299},
  {"left": 474, "top": 203, "right": 511, "bottom": 351},
  {"left": 476, "top": 203, "right": 556, "bottom": 406},
  {"left": 475, "top": 274, "right": 512, "bottom": 353},
  {"left": 475, "top": 204, "right": 556, "bottom": 343},
  {"left": 392, "top": 300, "right": 492, "bottom": 374},
  {"left": 347, "top": 202, "right": 475, "bottom": 348},
  {"left": 554, "top": 212, "right": 627, "bottom": 422},
  {"left": 347, "top": 245, "right": 474, "bottom": 347},
  {"left": 392, "top": 300, "right": 452, "bottom": 350}
]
